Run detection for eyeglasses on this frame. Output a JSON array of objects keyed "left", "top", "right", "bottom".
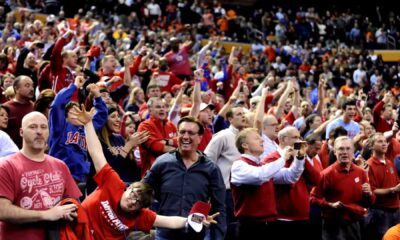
[
  {"left": 178, "top": 130, "right": 199, "bottom": 136},
  {"left": 128, "top": 188, "right": 141, "bottom": 206}
]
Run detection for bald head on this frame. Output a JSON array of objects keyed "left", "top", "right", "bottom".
[
  {"left": 21, "top": 111, "right": 47, "bottom": 128},
  {"left": 278, "top": 126, "right": 300, "bottom": 147},
  {"left": 20, "top": 111, "right": 49, "bottom": 153}
]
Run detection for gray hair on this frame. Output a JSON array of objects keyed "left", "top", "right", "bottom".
[{"left": 278, "top": 126, "right": 298, "bottom": 140}]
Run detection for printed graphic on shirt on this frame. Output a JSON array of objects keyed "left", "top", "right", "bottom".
[
  {"left": 19, "top": 169, "right": 65, "bottom": 210},
  {"left": 65, "top": 132, "right": 87, "bottom": 150},
  {"left": 354, "top": 177, "right": 360, "bottom": 183},
  {"left": 156, "top": 75, "right": 171, "bottom": 87},
  {"left": 100, "top": 200, "right": 129, "bottom": 232}
]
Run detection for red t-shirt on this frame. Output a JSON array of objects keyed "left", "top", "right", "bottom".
[
  {"left": 164, "top": 45, "right": 192, "bottom": 76},
  {"left": 153, "top": 70, "right": 182, "bottom": 92},
  {"left": 0, "top": 152, "right": 81, "bottom": 240},
  {"left": 82, "top": 164, "right": 156, "bottom": 240}
]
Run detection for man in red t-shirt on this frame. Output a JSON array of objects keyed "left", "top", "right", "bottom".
[
  {"left": 366, "top": 133, "right": 400, "bottom": 240},
  {"left": 72, "top": 107, "right": 217, "bottom": 240},
  {"left": 0, "top": 112, "right": 81, "bottom": 240}
]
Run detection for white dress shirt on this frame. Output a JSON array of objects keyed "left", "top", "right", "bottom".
[{"left": 231, "top": 151, "right": 305, "bottom": 186}]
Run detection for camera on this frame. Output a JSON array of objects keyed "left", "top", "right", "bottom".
[{"left": 294, "top": 142, "right": 302, "bottom": 150}]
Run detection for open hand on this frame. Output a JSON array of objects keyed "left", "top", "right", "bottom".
[
  {"left": 128, "top": 131, "right": 150, "bottom": 146},
  {"left": 69, "top": 104, "right": 95, "bottom": 125},
  {"left": 203, "top": 212, "right": 220, "bottom": 227}
]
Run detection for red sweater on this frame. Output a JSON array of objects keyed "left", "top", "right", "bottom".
[
  {"left": 231, "top": 156, "right": 278, "bottom": 221},
  {"left": 373, "top": 100, "right": 393, "bottom": 133},
  {"left": 367, "top": 156, "right": 400, "bottom": 209},
  {"left": 137, "top": 116, "right": 177, "bottom": 177},
  {"left": 262, "top": 151, "right": 320, "bottom": 220},
  {"left": 310, "top": 162, "right": 375, "bottom": 221}
]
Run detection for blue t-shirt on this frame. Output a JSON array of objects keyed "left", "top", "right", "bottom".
[{"left": 325, "top": 118, "right": 360, "bottom": 139}]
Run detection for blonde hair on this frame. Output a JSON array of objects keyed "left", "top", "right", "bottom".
[
  {"left": 127, "top": 87, "right": 143, "bottom": 105},
  {"left": 235, "top": 128, "right": 259, "bottom": 154}
]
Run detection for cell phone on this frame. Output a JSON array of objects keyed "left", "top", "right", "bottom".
[{"left": 294, "top": 142, "right": 302, "bottom": 150}]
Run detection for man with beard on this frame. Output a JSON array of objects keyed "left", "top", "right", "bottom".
[
  {"left": 0, "top": 112, "right": 81, "bottom": 240},
  {"left": 366, "top": 133, "right": 400, "bottom": 240},
  {"left": 138, "top": 97, "right": 177, "bottom": 177},
  {"left": 3, "top": 75, "right": 34, "bottom": 148},
  {"left": 144, "top": 116, "right": 226, "bottom": 240},
  {"left": 311, "top": 136, "right": 375, "bottom": 240},
  {"left": 325, "top": 98, "right": 361, "bottom": 139}
]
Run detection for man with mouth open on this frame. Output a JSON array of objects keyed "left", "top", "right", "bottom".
[
  {"left": 311, "top": 136, "right": 375, "bottom": 240},
  {"left": 144, "top": 116, "right": 226, "bottom": 240},
  {"left": 138, "top": 97, "right": 178, "bottom": 177},
  {"left": 325, "top": 98, "right": 361, "bottom": 140}
]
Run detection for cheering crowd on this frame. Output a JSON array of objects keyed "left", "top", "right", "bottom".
[{"left": 0, "top": 1, "right": 400, "bottom": 240}]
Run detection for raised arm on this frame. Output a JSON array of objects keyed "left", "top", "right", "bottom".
[
  {"left": 254, "top": 87, "right": 269, "bottom": 132},
  {"left": 189, "top": 69, "right": 203, "bottom": 118},
  {"left": 274, "top": 80, "right": 293, "bottom": 120},
  {"left": 315, "top": 76, "right": 326, "bottom": 115}
]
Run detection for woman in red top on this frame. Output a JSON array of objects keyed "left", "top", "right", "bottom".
[{"left": 71, "top": 106, "right": 218, "bottom": 240}]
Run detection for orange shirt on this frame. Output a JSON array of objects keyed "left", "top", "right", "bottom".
[{"left": 339, "top": 85, "right": 354, "bottom": 96}]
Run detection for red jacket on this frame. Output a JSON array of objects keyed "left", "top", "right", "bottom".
[
  {"left": 138, "top": 116, "right": 177, "bottom": 177},
  {"left": 47, "top": 198, "right": 93, "bottom": 240},
  {"left": 262, "top": 151, "right": 320, "bottom": 220}
]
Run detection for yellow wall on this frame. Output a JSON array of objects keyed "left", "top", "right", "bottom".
[{"left": 372, "top": 50, "right": 400, "bottom": 62}]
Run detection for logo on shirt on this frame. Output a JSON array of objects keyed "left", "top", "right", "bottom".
[
  {"left": 65, "top": 132, "right": 87, "bottom": 150},
  {"left": 354, "top": 177, "right": 360, "bottom": 183},
  {"left": 19, "top": 169, "right": 65, "bottom": 209},
  {"left": 100, "top": 200, "right": 128, "bottom": 232}
]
